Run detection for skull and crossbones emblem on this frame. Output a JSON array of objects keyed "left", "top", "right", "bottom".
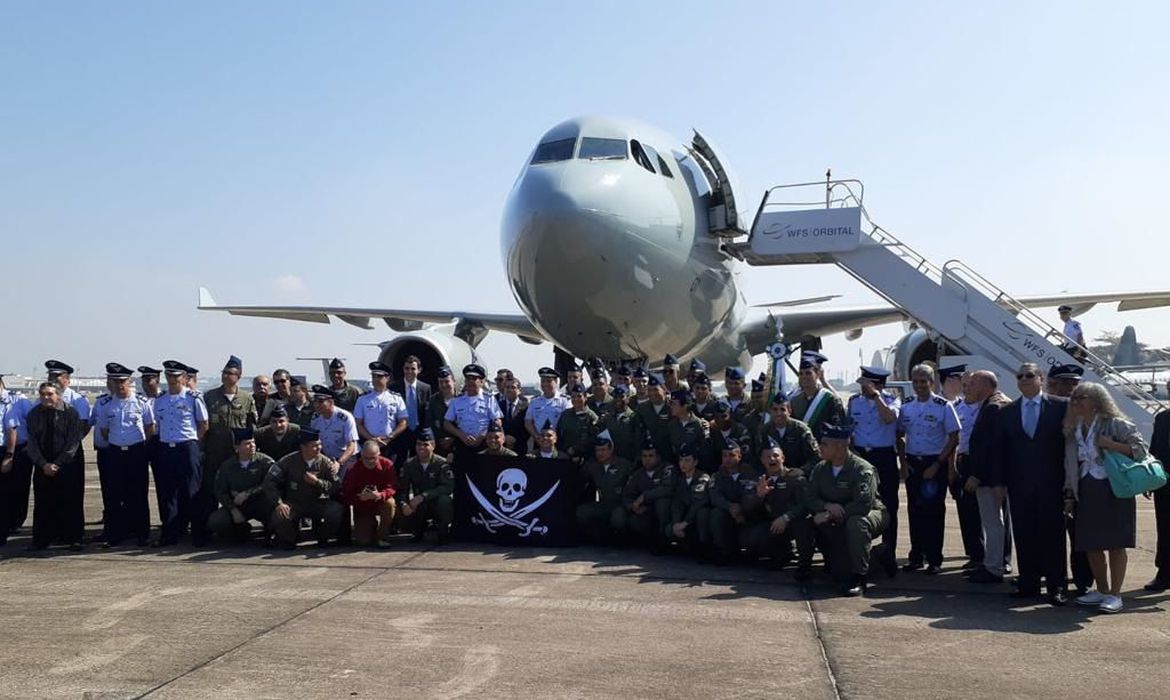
[{"left": 469, "top": 468, "right": 558, "bottom": 536}]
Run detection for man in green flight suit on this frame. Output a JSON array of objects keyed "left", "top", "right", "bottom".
[
  {"left": 556, "top": 383, "right": 601, "bottom": 462},
  {"left": 661, "top": 443, "right": 712, "bottom": 559},
  {"left": 755, "top": 394, "right": 820, "bottom": 472},
  {"left": 208, "top": 427, "right": 275, "bottom": 544},
  {"left": 667, "top": 389, "right": 707, "bottom": 467},
  {"left": 634, "top": 374, "right": 672, "bottom": 460},
  {"left": 786, "top": 351, "right": 846, "bottom": 439},
  {"left": 742, "top": 437, "right": 814, "bottom": 576},
  {"left": 706, "top": 438, "right": 759, "bottom": 564},
  {"left": 397, "top": 428, "right": 454, "bottom": 544},
  {"left": 576, "top": 435, "right": 633, "bottom": 544},
  {"left": 621, "top": 443, "right": 674, "bottom": 550},
  {"left": 805, "top": 424, "right": 891, "bottom": 596},
  {"left": 601, "top": 386, "right": 641, "bottom": 462},
  {"left": 197, "top": 355, "right": 257, "bottom": 546}
]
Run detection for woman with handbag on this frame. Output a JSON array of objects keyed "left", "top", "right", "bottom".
[{"left": 1063, "top": 382, "right": 1149, "bottom": 613}]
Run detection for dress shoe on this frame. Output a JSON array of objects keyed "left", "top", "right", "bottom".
[
  {"left": 967, "top": 569, "right": 1004, "bottom": 584},
  {"left": 961, "top": 558, "right": 983, "bottom": 571},
  {"left": 841, "top": 575, "right": 867, "bottom": 597},
  {"left": 901, "top": 561, "right": 924, "bottom": 573},
  {"left": 924, "top": 564, "right": 941, "bottom": 576},
  {"left": 1046, "top": 591, "right": 1068, "bottom": 607},
  {"left": 1144, "top": 577, "right": 1170, "bottom": 592}
]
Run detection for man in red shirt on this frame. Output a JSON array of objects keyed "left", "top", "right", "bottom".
[{"left": 342, "top": 440, "right": 398, "bottom": 547}]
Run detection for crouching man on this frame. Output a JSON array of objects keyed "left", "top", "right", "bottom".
[
  {"left": 264, "top": 428, "right": 344, "bottom": 549},
  {"left": 742, "top": 438, "right": 814, "bottom": 577},
  {"left": 806, "top": 424, "right": 889, "bottom": 596},
  {"left": 208, "top": 428, "right": 276, "bottom": 544},
  {"left": 342, "top": 440, "right": 398, "bottom": 548}
]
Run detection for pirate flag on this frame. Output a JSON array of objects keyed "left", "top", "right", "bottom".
[{"left": 455, "top": 453, "right": 582, "bottom": 547}]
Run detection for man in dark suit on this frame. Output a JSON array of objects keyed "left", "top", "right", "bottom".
[
  {"left": 389, "top": 355, "right": 432, "bottom": 461},
  {"left": 1148, "top": 383, "right": 1170, "bottom": 591},
  {"left": 997, "top": 362, "right": 1069, "bottom": 605},
  {"left": 962, "top": 370, "right": 1013, "bottom": 583},
  {"left": 496, "top": 377, "right": 530, "bottom": 454}
]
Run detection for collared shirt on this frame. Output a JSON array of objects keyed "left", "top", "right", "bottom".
[
  {"left": 310, "top": 408, "right": 359, "bottom": 461},
  {"left": 445, "top": 392, "right": 502, "bottom": 437},
  {"left": 91, "top": 394, "right": 112, "bottom": 448},
  {"left": 525, "top": 393, "right": 570, "bottom": 431},
  {"left": 353, "top": 389, "right": 408, "bottom": 437},
  {"left": 4, "top": 394, "right": 33, "bottom": 444},
  {"left": 1020, "top": 394, "right": 1042, "bottom": 432},
  {"left": 155, "top": 388, "right": 208, "bottom": 442},
  {"left": 1063, "top": 318, "right": 1083, "bottom": 342},
  {"left": 0, "top": 390, "right": 15, "bottom": 448},
  {"left": 94, "top": 393, "right": 155, "bottom": 447},
  {"left": 59, "top": 386, "right": 91, "bottom": 423},
  {"left": 847, "top": 391, "right": 900, "bottom": 448},
  {"left": 955, "top": 399, "right": 981, "bottom": 455},
  {"left": 899, "top": 393, "right": 961, "bottom": 456}
]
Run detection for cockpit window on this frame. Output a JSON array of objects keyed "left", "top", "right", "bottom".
[
  {"left": 631, "top": 140, "right": 656, "bottom": 174},
  {"left": 578, "top": 137, "right": 627, "bottom": 160},
  {"left": 530, "top": 137, "right": 577, "bottom": 164},
  {"left": 674, "top": 151, "right": 712, "bottom": 197},
  {"left": 656, "top": 154, "right": 674, "bottom": 178},
  {"left": 641, "top": 144, "right": 671, "bottom": 178}
]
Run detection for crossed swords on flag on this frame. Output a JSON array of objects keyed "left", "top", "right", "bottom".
[{"left": 466, "top": 476, "right": 560, "bottom": 536}]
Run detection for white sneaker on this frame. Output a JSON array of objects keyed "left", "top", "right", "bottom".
[
  {"left": 1076, "top": 590, "right": 1107, "bottom": 606},
  {"left": 1098, "top": 595, "right": 1124, "bottom": 614}
]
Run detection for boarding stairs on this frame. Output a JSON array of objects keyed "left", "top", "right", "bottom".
[{"left": 732, "top": 179, "right": 1164, "bottom": 437}]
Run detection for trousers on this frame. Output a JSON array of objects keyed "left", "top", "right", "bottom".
[{"left": 905, "top": 454, "right": 947, "bottom": 566}]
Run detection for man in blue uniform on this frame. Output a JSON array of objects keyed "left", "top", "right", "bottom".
[
  {"left": 354, "top": 361, "right": 409, "bottom": 462},
  {"left": 524, "top": 367, "right": 570, "bottom": 445},
  {"left": 444, "top": 363, "right": 502, "bottom": 463},
  {"left": 1, "top": 377, "right": 34, "bottom": 542},
  {"left": 152, "top": 361, "right": 208, "bottom": 546},
  {"left": 897, "top": 364, "right": 960, "bottom": 574},
  {"left": 92, "top": 363, "right": 156, "bottom": 546},
  {"left": 847, "top": 366, "right": 901, "bottom": 555}
]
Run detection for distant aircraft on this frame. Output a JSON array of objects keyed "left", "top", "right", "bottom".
[
  {"left": 1113, "top": 326, "right": 1170, "bottom": 399},
  {"left": 197, "top": 116, "right": 1170, "bottom": 386}
]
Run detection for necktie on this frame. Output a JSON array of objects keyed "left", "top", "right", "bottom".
[
  {"left": 1024, "top": 400, "right": 1038, "bottom": 438},
  {"left": 406, "top": 384, "right": 418, "bottom": 430}
]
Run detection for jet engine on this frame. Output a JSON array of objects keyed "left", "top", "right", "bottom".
[
  {"left": 887, "top": 327, "right": 955, "bottom": 380},
  {"left": 376, "top": 330, "right": 478, "bottom": 387}
]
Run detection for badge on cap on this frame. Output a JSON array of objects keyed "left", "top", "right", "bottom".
[
  {"left": 858, "top": 366, "right": 891, "bottom": 383},
  {"left": 329, "top": 358, "right": 345, "bottom": 370},
  {"left": 45, "top": 359, "right": 75, "bottom": 375},
  {"left": 436, "top": 366, "right": 453, "bottom": 378},
  {"left": 137, "top": 366, "right": 162, "bottom": 377},
  {"left": 104, "top": 362, "right": 133, "bottom": 379},
  {"left": 821, "top": 424, "right": 853, "bottom": 440},
  {"left": 223, "top": 355, "right": 243, "bottom": 373},
  {"left": 662, "top": 353, "right": 680, "bottom": 368},
  {"left": 368, "top": 361, "right": 391, "bottom": 376},
  {"left": 162, "top": 360, "right": 187, "bottom": 376},
  {"left": 462, "top": 363, "right": 486, "bottom": 379},
  {"left": 310, "top": 384, "right": 336, "bottom": 401},
  {"left": 537, "top": 367, "right": 559, "bottom": 379},
  {"left": 724, "top": 367, "right": 744, "bottom": 381},
  {"left": 416, "top": 427, "right": 436, "bottom": 442}
]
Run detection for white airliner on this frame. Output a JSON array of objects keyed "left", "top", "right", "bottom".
[{"left": 199, "top": 115, "right": 1170, "bottom": 384}]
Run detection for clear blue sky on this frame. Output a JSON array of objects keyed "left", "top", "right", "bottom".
[{"left": 2, "top": 2, "right": 1167, "bottom": 383}]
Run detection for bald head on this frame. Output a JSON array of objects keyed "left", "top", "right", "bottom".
[{"left": 966, "top": 370, "right": 998, "bottom": 401}]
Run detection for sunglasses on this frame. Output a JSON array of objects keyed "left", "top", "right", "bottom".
[{"left": 1016, "top": 372, "right": 1037, "bottom": 379}]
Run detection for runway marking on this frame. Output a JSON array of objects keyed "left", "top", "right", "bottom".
[
  {"left": 83, "top": 587, "right": 192, "bottom": 631},
  {"left": 50, "top": 633, "right": 152, "bottom": 675},
  {"left": 388, "top": 612, "right": 438, "bottom": 649},
  {"left": 435, "top": 644, "right": 500, "bottom": 699}
]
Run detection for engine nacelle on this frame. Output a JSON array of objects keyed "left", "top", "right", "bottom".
[
  {"left": 376, "top": 330, "right": 479, "bottom": 387},
  {"left": 887, "top": 328, "right": 954, "bottom": 380}
]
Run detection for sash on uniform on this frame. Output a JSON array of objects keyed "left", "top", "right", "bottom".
[{"left": 802, "top": 389, "right": 831, "bottom": 427}]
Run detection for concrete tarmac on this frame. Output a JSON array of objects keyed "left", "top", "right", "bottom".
[{"left": 1, "top": 451, "right": 1168, "bottom": 699}]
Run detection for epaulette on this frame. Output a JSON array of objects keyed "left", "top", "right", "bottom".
[
  {"left": 932, "top": 396, "right": 947, "bottom": 405},
  {"left": 189, "top": 389, "right": 203, "bottom": 398},
  {"left": 95, "top": 393, "right": 111, "bottom": 404}
]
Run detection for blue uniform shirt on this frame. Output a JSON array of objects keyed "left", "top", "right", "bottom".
[
  {"left": 0, "top": 390, "right": 15, "bottom": 449},
  {"left": 524, "top": 394, "right": 570, "bottom": 430},
  {"left": 899, "top": 393, "right": 961, "bottom": 456},
  {"left": 353, "top": 390, "right": 408, "bottom": 438},
  {"left": 955, "top": 399, "right": 981, "bottom": 455},
  {"left": 95, "top": 394, "right": 155, "bottom": 447},
  {"left": 445, "top": 392, "right": 502, "bottom": 437},
  {"left": 310, "top": 408, "right": 359, "bottom": 461},
  {"left": 59, "top": 386, "right": 91, "bottom": 423},
  {"left": 847, "top": 391, "right": 901, "bottom": 448},
  {"left": 4, "top": 395, "right": 33, "bottom": 444},
  {"left": 91, "top": 394, "right": 112, "bottom": 448},
  {"left": 154, "top": 388, "right": 209, "bottom": 443}
]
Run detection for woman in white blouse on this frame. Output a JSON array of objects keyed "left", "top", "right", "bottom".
[{"left": 1063, "top": 382, "right": 1147, "bottom": 614}]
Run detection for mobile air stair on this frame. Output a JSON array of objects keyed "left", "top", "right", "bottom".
[{"left": 731, "top": 178, "right": 1164, "bottom": 437}]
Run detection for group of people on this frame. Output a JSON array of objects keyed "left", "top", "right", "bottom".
[{"left": 0, "top": 348, "right": 1165, "bottom": 609}]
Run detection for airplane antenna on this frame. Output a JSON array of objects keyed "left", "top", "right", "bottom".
[{"left": 825, "top": 168, "right": 832, "bottom": 208}]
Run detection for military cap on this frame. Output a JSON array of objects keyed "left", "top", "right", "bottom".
[
  {"left": 750, "top": 378, "right": 765, "bottom": 393},
  {"left": 537, "top": 367, "right": 559, "bottom": 379},
  {"left": 677, "top": 443, "right": 696, "bottom": 458},
  {"left": 462, "top": 363, "right": 486, "bottom": 379},
  {"left": 184, "top": 365, "right": 199, "bottom": 375},
  {"left": 436, "top": 366, "right": 453, "bottom": 378},
  {"left": 689, "top": 358, "right": 707, "bottom": 373},
  {"left": 631, "top": 367, "right": 649, "bottom": 379},
  {"left": 821, "top": 424, "right": 853, "bottom": 440},
  {"left": 724, "top": 367, "right": 745, "bottom": 381},
  {"left": 858, "top": 366, "right": 891, "bottom": 383},
  {"left": 485, "top": 421, "right": 503, "bottom": 434},
  {"left": 586, "top": 357, "right": 605, "bottom": 370},
  {"left": 611, "top": 385, "right": 629, "bottom": 398},
  {"left": 137, "top": 365, "right": 162, "bottom": 377},
  {"left": 1057, "top": 304, "right": 1073, "bottom": 312},
  {"left": 232, "top": 427, "right": 254, "bottom": 442},
  {"left": 567, "top": 382, "right": 586, "bottom": 395},
  {"left": 1048, "top": 363, "right": 1085, "bottom": 380},
  {"left": 761, "top": 436, "right": 781, "bottom": 451},
  {"left": 799, "top": 351, "right": 828, "bottom": 370},
  {"left": 589, "top": 368, "right": 608, "bottom": 382},
  {"left": 594, "top": 433, "right": 613, "bottom": 447},
  {"left": 771, "top": 391, "right": 790, "bottom": 405},
  {"left": 614, "top": 366, "right": 632, "bottom": 377},
  {"left": 269, "top": 406, "right": 288, "bottom": 419},
  {"left": 691, "top": 374, "right": 711, "bottom": 387},
  {"left": 45, "top": 359, "right": 74, "bottom": 375},
  {"left": 104, "top": 362, "right": 133, "bottom": 379},
  {"left": 712, "top": 398, "right": 732, "bottom": 414},
  {"left": 721, "top": 437, "right": 742, "bottom": 452},
  {"left": 662, "top": 353, "right": 680, "bottom": 368},
  {"left": 289, "top": 377, "right": 302, "bottom": 387},
  {"left": 416, "top": 427, "right": 436, "bottom": 442},
  {"left": 162, "top": 360, "right": 188, "bottom": 376},
  {"left": 939, "top": 364, "right": 966, "bottom": 380},
  {"left": 540, "top": 418, "right": 556, "bottom": 432},
  {"left": 298, "top": 427, "right": 321, "bottom": 443},
  {"left": 368, "top": 361, "right": 392, "bottom": 376},
  {"left": 329, "top": 358, "right": 345, "bottom": 370},
  {"left": 647, "top": 373, "right": 663, "bottom": 387},
  {"left": 670, "top": 389, "right": 692, "bottom": 404},
  {"left": 223, "top": 355, "right": 243, "bottom": 373},
  {"left": 310, "top": 384, "right": 336, "bottom": 401}
]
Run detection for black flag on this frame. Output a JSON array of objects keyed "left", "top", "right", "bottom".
[{"left": 454, "top": 454, "right": 581, "bottom": 546}]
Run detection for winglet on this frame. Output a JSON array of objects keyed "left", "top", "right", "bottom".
[{"left": 198, "top": 287, "right": 217, "bottom": 309}]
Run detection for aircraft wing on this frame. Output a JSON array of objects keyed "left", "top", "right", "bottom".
[
  {"left": 197, "top": 287, "right": 545, "bottom": 343},
  {"left": 743, "top": 290, "right": 1170, "bottom": 354}
]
